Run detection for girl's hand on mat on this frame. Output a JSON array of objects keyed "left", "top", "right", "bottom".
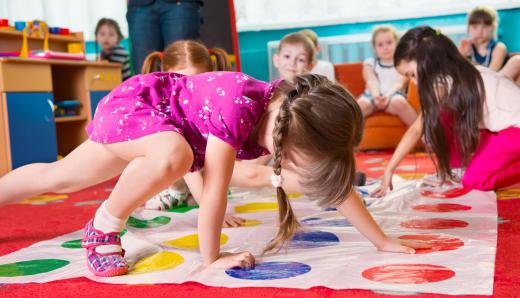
[
  {"left": 210, "top": 252, "right": 255, "bottom": 269},
  {"left": 378, "top": 238, "right": 431, "bottom": 254},
  {"left": 223, "top": 214, "right": 246, "bottom": 228},
  {"left": 370, "top": 171, "right": 393, "bottom": 197}
]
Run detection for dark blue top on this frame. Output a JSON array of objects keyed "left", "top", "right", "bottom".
[{"left": 471, "top": 39, "right": 498, "bottom": 67}]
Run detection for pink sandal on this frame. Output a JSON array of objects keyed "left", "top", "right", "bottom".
[{"left": 81, "top": 219, "right": 128, "bottom": 277}]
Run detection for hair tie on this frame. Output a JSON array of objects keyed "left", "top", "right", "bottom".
[
  {"left": 435, "top": 28, "right": 442, "bottom": 36},
  {"left": 159, "top": 52, "right": 164, "bottom": 60},
  {"left": 208, "top": 48, "right": 215, "bottom": 55},
  {"left": 270, "top": 174, "right": 284, "bottom": 188}
]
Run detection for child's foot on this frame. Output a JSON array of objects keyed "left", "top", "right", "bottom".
[
  {"left": 145, "top": 186, "right": 189, "bottom": 210},
  {"left": 81, "top": 219, "right": 128, "bottom": 277}
]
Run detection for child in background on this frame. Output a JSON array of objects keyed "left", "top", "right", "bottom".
[
  {"left": 372, "top": 26, "right": 520, "bottom": 197},
  {"left": 95, "top": 18, "right": 132, "bottom": 81},
  {"left": 458, "top": 6, "right": 508, "bottom": 71},
  {"left": 357, "top": 25, "right": 417, "bottom": 127},
  {"left": 273, "top": 32, "right": 315, "bottom": 81},
  {"left": 300, "top": 29, "right": 336, "bottom": 81},
  {"left": 0, "top": 71, "right": 422, "bottom": 277}
]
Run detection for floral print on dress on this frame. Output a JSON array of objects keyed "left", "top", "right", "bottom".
[{"left": 86, "top": 72, "right": 282, "bottom": 171}]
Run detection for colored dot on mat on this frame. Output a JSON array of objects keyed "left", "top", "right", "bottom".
[
  {"left": 226, "top": 261, "right": 311, "bottom": 280},
  {"left": 302, "top": 217, "right": 352, "bottom": 227},
  {"left": 20, "top": 194, "right": 69, "bottom": 205},
  {"left": 163, "top": 233, "right": 229, "bottom": 250},
  {"left": 420, "top": 187, "right": 471, "bottom": 199},
  {"left": 0, "top": 259, "right": 70, "bottom": 277},
  {"left": 235, "top": 202, "right": 278, "bottom": 213},
  {"left": 401, "top": 218, "right": 469, "bottom": 230},
  {"left": 287, "top": 193, "right": 303, "bottom": 199},
  {"left": 129, "top": 251, "right": 184, "bottom": 275},
  {"left": 398, "top": 173, "right": 427, "bottom": 180},
  {"left": 412, "top": 203, "right": 472, "bottom": 213},
  {"left": 166, "top": 202, "right": 199, "bottom": 213},
  {"left": 288, "top": 231, "right": 339, "bottom": 249},
  {"left": 398, "top": 234, "right": 464, "bottom": 254},
  {"left": 362, "top": 264, "right": 455, "bottom": 284},
  {"left": 496, "top": 188, "right": 520, "bottom": 200},
  {"left": 127, "top": 216, "right": 171, "bottom": 228},
  {"left": 62, "top": 229, "right": 127, "bottom": 249}
]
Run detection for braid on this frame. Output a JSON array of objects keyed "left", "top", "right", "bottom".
[{"left": 264, "top": 76, "right": 324, "bottom": 253}]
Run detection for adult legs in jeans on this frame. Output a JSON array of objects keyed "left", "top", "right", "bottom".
[{"left": 127, "top": 0, "right": 202, "bottom": 74}]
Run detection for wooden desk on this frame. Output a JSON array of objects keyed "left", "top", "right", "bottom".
[{"left": 0, "top": 58, "right": 121, "bottom": 175}]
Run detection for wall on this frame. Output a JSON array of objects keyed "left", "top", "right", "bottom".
[{"left": 238, "top": 8, "right": 520, "bottom": 81}]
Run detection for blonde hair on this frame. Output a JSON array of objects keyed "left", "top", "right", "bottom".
[
  {"left": 299, "top": 29, "right": 319, "bottom": 48},
  {"left": 371, "top": 25, "right": 399, "bottom": 46},
  {"left": 264, "top": 74, "right": 363, "bottom": 252},
  {"left": 468, "top": 6, "right": 498, "bottom": 27},
  {"left": 278, "top": 32, "right": 316, "bottom": 64},
  {"left": 141, "top": 40, "right": 231, "bottom": 74}
]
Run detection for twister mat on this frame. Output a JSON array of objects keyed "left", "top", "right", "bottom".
[{"left": 0, "top": 176, "right": 496, "bottom": 295}]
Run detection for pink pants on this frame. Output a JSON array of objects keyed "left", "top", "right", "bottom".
[
  {"left": 461, "top": 127, "right": 520, "bottom": 190},
  {"left": 443, "top": 113, "right": 520, "bottom": 190}
]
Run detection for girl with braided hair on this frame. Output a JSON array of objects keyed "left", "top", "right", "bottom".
[
  {"left": 0, "top": 70, "right": 419, "bottom": 277},
  {"left": 372, "top": 26, "right": 520, "bottom": 197}
]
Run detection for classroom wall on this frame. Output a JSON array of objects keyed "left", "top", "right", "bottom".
[{"left": 238, "top": 8, "right": 520, "bottom": 81}]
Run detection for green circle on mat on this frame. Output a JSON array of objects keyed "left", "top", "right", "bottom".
[
  {"left": 165, "top": 202, "right": 199, "bottom": 213},
  {"left": 61, "top": 239, "right": 82, "bottom": 249},
  {"left": 0, "top": 259, "right": 69, "bottom": 277},
  {"left": 127, "top": 216, "right": 171, "bottom": 228},
  {"left": 61, "top": 229, "right": 128, "bottom": 249}
]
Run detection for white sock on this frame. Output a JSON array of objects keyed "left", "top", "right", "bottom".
[{"left": 93, "top": 201, "right": 126, "bottom": 253}]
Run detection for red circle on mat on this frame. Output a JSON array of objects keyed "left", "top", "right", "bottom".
[
  {"left": 400, "top": 218, "right": 469, "bottom": 229},
  {"left": 362, "top": 264, "right": 455, "bottom": 284},
  {"left": 412, "top": 203, "right": 472, "bottom": 212},
  {"left": 420, "top": 187, "right": 471, "bottom": 199},
  {"left": 398, "top": 234, "right": 464, "bottom": 254}
]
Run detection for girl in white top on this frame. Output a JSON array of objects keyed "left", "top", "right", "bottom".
[
  {"left": 357, "top": 25, "right": 417, "bottom": 126},
  {"left": 372, "top": 26, "right": 520, "bottom": 197}
]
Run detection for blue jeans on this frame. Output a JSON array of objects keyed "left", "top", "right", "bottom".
[{"left": 127, "top": 0, "right": 202, "bottom": 73}]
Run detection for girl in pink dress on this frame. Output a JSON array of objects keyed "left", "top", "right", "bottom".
[{"left": 0, "top": 72, "right": 420, "bottom": 277}]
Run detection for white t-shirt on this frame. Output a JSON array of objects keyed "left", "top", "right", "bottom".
[
  {"left": 363, "top": 57, "right": 401, "bottom": 95},
  {"left": 478, "top": 66, "right": 520, "bottom": 131},
  {"left": 311, "top": 60, "right": 336, "bottom": 81}
]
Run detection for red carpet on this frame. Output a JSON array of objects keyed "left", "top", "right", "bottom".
[{"left": 1, "top": 151, "right": 519, "bottom": 297}]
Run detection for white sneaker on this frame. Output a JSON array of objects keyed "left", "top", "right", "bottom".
[{"left": 145, "top": 186, "right": 189, "bottom": 211}]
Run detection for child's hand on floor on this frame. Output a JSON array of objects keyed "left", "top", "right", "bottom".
[
  {"left": 370, "top": 170, "right": 394, "bottom": 197},
  {"left": 378, "top": 237, "right": 432, "bottom": 254},
  {"left": 209, "top": 251, "right": 255, "bottom": 269},
  {"left": 223, "top": 214, "right": 246, "bottom": 227}
]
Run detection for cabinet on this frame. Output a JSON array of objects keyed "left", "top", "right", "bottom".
[{"left": 0, "top": 58, "right": 121, "bottom": 175}]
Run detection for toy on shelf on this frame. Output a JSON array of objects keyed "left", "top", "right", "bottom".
[
  {"left": 20, "top": 20, "right": 49, "bottom": 57},
  {"left": 55, "top": 100, "right": 81, "bottom": 117}
]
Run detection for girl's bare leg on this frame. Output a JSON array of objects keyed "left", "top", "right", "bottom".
[{"left": 0, "top": 140, "right": 127, "bottom": 207}]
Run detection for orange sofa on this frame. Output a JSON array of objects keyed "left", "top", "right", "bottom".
[{"left": 334, "top": 62, "right": 420, "bottom": 150}]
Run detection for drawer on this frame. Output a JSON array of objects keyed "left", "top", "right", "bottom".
[
  {"left": 0, "top": 62, "right": 52, "bottom": 92},
  {"left": 86, "top": 66, "right": 122, "bottom": 91}
]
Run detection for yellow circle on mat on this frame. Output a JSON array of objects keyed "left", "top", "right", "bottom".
[
  {"left": 235, "top": 202, "right": 278, "bottom": 213},
  {"left": 129, "top": 251, "right": 184, "bottom": 275},
  {"left": 398, "top": 173, "right": 427, "bottom": 180},
  {"left": 164, "top": 233, "right": 229, "bottom": 250},
  {"left": 287, "top": 193, "right": 303, "bottom": 199},
  {"left": 497, "top": 188, "right": 520, "bottom": 200},
  {"left": 20, "top": 194, "right": 69, "bottom": 204}
]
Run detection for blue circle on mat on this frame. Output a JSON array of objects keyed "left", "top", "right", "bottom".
[
  {"left": 226, "top": 261, "right": 311, "bottom": 280},
  {"left": 301, "top": 217, "right": 352, "bottom": 227},
  {"left": 288, "top": 230, "right": 340, "bottom": 249}
]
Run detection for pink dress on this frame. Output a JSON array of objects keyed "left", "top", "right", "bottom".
[{"left": 87, "top": 71, "right": 281, "bottom": 171}]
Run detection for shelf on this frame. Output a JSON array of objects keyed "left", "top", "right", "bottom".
[
  {"left": 54, "top": 115, "right": 87, "bottom": 123},
  {"left": 0, "top": 29, "right": 83, "bottom": 43}
]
